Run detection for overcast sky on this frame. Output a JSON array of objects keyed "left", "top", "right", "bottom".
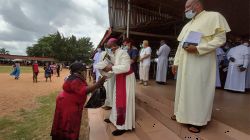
[{"left": 0, "top": 0, "right": 109, "bottom": 55}]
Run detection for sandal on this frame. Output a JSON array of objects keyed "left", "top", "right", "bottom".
[{"left": 188, "top": 125, "right": 201, "bottom": 133}]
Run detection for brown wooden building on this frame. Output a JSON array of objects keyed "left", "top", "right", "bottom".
[{"left": 98, "top": 0, "right": 249, "bottom": 52}]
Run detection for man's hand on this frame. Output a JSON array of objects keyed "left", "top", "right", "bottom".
[
  {"left": 229, "top": 57, "right": 235, "bottom": 62},
  {"left": 172, "top": 65, "right": 178, "bottom": 75},
  {"left": 139, "top": 57, "right": 144, "bottom": 62},
  {"left": 184, "top": 45, "right": 198, "bottom": 53},
  {"left": 239, "top": 67, "right": 247, "bottom": 72},
  {"left": 103, "top": 65, "right": 113, "bottom": 72}
]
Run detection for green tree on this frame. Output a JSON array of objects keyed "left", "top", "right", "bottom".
[
  {"left": 0, "top": 48, "right": 10, "bottom": 54},
  {"left": 26, "top": 31, "right": 94, "bottom": 63}
]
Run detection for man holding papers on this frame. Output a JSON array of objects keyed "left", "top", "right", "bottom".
[
  {"left": 171, "top": 0, "right": 230, "bottom": 133},
  {"left": 102, "top": 38, "right": 136, "bottom": 136}
]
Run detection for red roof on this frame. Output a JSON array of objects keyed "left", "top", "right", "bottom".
[{"left": 0, "top": 54, "right": 55, "bottom": 61}]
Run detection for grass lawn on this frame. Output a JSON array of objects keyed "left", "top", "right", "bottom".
[
  {"left": 0, "top": 92, "right": 89, "bottom": 140},
  {"left": 0, "top": 92, "right": 57, "bottom": 140},
  {"left": 0, "top": 66, "right": 44, "bottom": 73}
]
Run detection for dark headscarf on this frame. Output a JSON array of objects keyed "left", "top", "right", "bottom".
[{"left": 69, "top": 62, "right": 86, "bottom": 74}]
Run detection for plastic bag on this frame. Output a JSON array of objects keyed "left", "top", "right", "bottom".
[{"left": 85, "top": 85, "right": 106, "bottom": 108}]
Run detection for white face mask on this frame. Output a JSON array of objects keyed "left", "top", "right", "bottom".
[
  {"left": 105, "top": 48, "right": 112, "bottom": 53},
  {"left": 123, "top": 46, "right": 129, "bottom": 50},
  {"left": 185, "top": 10, "right": 196, "bottom": 19}
]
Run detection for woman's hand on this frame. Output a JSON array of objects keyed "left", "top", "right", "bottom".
[
  {"left": 96, "top": 76, "right": 107, "bottom": 87},
  {"left": 86, "top": 76, "right": 107, "bottom": 93}
]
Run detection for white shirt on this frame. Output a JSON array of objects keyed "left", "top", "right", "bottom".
[{"left": 140, "top": 47, "right": 152, "bottom": 66}]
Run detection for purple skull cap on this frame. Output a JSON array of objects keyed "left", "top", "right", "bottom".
[{"left": 107, "top": 38, "right": 118, "bottom": 45}]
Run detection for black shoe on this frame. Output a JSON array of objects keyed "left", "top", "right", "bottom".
[
  {"left": 156, "top": 81, "right": 166, "bottom": 85},
  {"left": 161, "top": 82, "right": 166, "bottom": 85},
  {"left": 156, "top": 81, "right": 161, "bottom": 84},
  {"left": 104, "top": 119, "right": 111, "bottom": 123},
  {"left": 112, "top": 130, "right": 126, "bottom": 136}
]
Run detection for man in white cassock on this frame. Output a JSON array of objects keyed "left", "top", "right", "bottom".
[
  {"left": 215, "top": 47, "right": 225, "bottom": 87},
  {"left": 94, "top": 47, "right": 115, "bottom": 109},
  {"left": 93, "top": 48, "right": 102, "bottom": 82},
  {"left": 156, "top": 40, "right": 171, "bottom": 84},
  {"left": 102, "top": 38, "right": 135, "bottom": 136},
  {"left": 224, "top": 42, "right": 249, "bottom": 92},
  {"left": 246, "top": 42, "right": 250, "bottom": 90},
  {"left": 171, "top": 0, "right": 230, "bottom": 133}
]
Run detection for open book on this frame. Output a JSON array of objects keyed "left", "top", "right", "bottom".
[{"left": 183, "top": 31, "right": 202, "bottom": 48}]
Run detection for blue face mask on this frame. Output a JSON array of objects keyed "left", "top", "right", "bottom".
[
  {"left": 185, "top": 10, "right": 196, "bottom": 19},
  {"left": 105, "top": 48, "right": 112, "bottom": 53}
]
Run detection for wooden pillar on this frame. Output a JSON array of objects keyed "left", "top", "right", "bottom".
[{"left": 126, "top": 0, "right": 131, "bottom": 38}]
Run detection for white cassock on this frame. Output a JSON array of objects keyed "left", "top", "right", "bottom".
[
  {"left": 246, "top": 47, "right": 250, "bottom": 89},
  {"left": 156, "top": 44, "right": 171, "bottom": 82},
  {"left": 93, "top": 51, "right": 102, "bottom": 81},
  {"left": 224, "top": 44, "right": 249, "bottom": 92},
  {"left": 94, "top": 51, "right": 115, "bottom": 107},
  {"left": 174, "top": 11, "right": 230, "bottom": 126},
  {"left": 109, "top": 48, "right": 136, "bottom": 130},
  {"left": 215, "top": 48, "right": 225, "bottom": 87}
]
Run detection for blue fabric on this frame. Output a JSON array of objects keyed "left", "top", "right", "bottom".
[
  {"left": 10, "top": 67, "right": 20, "bottom": 78},
  {"left": 127, "top": 48, "right": 138, "bottom": 59},
  {"left": 45, "top": 67, "right": 52, "bottom": 74},
  {"left": 127, "top": 48, "right": 139, "bottom": 73}
]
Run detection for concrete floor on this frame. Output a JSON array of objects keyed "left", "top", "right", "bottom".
[{"left": 136, "top": 80, "right": 250, "bottom": 134}]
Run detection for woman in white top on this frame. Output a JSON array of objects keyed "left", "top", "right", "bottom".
[{"left": 139, "top": 40, "right": 152, "bottom": 86}]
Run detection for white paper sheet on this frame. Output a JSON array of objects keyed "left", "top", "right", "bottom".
[{"left": 185, "top": 31, "right": 202, "bottom": 44}]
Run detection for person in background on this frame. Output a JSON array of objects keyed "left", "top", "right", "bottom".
[
  {"left": 51, "top": 62, "right": 106, "bottom": 140},
  {"left": 32, "top": 61, "right": 39, "bottom": 83},
  {"left": 10, "top": 62, "right": 20, "bottom": 80},
  {"left": 123, "top": 38, "right": 139, "bottom": 79},
  {"left": 93, "top": 48, "right": 102, "bottom": 83},
  {"left": 56, "top": 63, "right": 61, "bottom": 77},
  {"left": 171, "top": 0, "right": 230, "bottom": 133},
  {"left": 44, "top": 63, "right": 52, "bottom": 82},
  {"left": 49, "top": 63, "right": 54, "bottom": 76},
  {"left": 224, "top": 40, "right": 249, "bottom": 92},
  {"left": 95, "top": 44, "right": 115, "bottom": 110},
  {"left": 245, "top": 40, "right": 250, "bottom": 91},
  {"left": 139, "top": 40, "right": 152, "bottom": 86},
  {"left": 215, "top": 47, "right": 225, "bottom": 88},
  {"left": 156, "top": 40, "right": 171, "bottom": 85}
]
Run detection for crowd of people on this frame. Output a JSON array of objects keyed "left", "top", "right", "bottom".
[
  {"left": 9, "top": 61, "right": 62, "bottom": 83},
  {"left": 92, "top": 39, "right": 172, "bottom": 86}
]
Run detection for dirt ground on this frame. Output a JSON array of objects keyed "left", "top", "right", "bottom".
[{"left": 0, "top": 69, "right": 69, "bottom": 117}]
